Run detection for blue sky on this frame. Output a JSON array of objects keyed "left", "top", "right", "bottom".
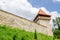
[{"left": 28, "top": 0, "right": 60, "bottom": 13}]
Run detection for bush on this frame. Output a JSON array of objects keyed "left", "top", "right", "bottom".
[{"left": 53, "top": 28, "right": 60, "bottom": 39}]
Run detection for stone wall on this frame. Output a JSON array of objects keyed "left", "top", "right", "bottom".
[{"left": 0, "top": 10, "right": 53, "bottom": 36}]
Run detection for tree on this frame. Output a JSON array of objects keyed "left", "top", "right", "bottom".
[
  {"left": 13, "top": 35, "right": 16, "bottom": 40},
  {"left": 34, "top": 29, "right": 37, "bottom": 40},
  {"left": 53, "top": 17, "right": 60, "bottom": 30},
  {"left": 21, "top": 37, "right": 24, "bottom": 40},
  {"left": 53, "top": 28, "right": 60, "bottom": 39},
  {"left": 53, "top": 17, "right": 60, "bottom": 39}
]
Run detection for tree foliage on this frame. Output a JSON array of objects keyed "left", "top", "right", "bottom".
[
  {"left": 53, "top": 28, "right": 60, "bottom": 39},
  {"left": 53, "top": 17, "right": 60, "bottom": 30},
  {"left": 53, "top": 17, "right": 60, "bottom": 39}
]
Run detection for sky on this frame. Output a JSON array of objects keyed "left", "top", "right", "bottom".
[
  {"left": 0, "top": 0, "right": 60, "bottom": 29},
  {"left": 0, "top": 0, "right": 39, "bottom": 20},
  {"left": 0, "top": 0, "right": 60, "bottom": 20},
  {"left": 28, "top": 0, "right": 60, "bottom": 13}
]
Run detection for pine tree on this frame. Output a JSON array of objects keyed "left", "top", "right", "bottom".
[
  {"left": 13, "top": 35, "right": 16, "bottom": 40},
  {"left": 34, "top": 29, "right": 37, "bottom": 40},
  {"left": 21, "top": 37, "right": 24, "bottom": 40}
]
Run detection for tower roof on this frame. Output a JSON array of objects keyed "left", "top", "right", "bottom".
[
  {"left": 38, "top": 9, "right": 51, "bottom": 17},
  {"left": 33, "top": 9, "right": 51, "bottom": 22}
]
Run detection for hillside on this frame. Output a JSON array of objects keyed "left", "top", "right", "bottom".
[{"left": 0, "top": 25, "right": 53, "bottom": 40}]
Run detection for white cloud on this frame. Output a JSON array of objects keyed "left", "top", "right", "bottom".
[
  {"left": 50, "top": 11, "right": 60, "bottom": 19},
  {"left": 53, "top": 0, "right": 60, "bottom": 2},
  {"left": 0, "top": 0, "right": 39, "bottom": 20}
]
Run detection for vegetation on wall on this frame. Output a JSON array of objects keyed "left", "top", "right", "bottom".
[{"left": 0, "top": 25, "right": 53, "bottom": 40}]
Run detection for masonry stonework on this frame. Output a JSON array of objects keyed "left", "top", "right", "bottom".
[{"left": 0, "top": 10, "right": 53, "bottom": 36}]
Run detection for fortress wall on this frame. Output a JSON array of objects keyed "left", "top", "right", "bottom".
[{"left": 0, "top": 10, "right": 53, "bottom": 36}]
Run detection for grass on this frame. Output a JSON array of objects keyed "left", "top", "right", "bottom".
[{"left": 0, "top": 25, "right": 53, "bottom": 40}]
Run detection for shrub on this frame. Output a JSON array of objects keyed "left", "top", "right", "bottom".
[{"left": 53, "top": 28, "right": 60, "bottom": 39}]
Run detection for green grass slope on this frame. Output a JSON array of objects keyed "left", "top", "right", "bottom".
[{"left": 0, "top": 25, "right": 53, "bottom": 40}]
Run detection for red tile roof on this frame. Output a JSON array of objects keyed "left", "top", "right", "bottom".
[
  {"left": 38, "top": 9, "right": 51, "bottom": 16},
  {"left": 33, "top": 9, "right": 51, "bottom": 21}
]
